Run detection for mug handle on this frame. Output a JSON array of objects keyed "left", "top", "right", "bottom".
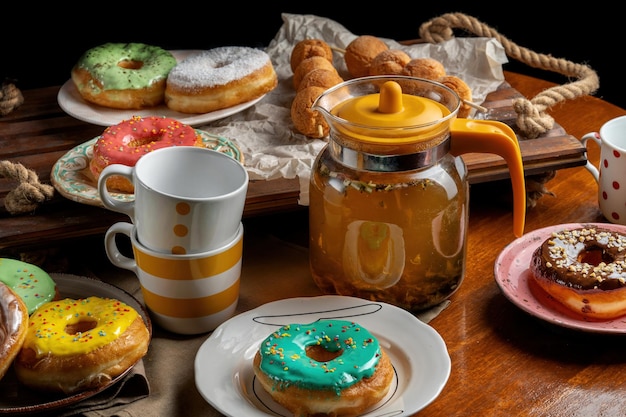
[
  {"left": 581, "top": 132, "right": 601, "bottom": 182},
  {"left": 104, "top": 222, "right": 138, "bottom": 273},
  {"left": 98, "top": 164, "right": 135, "bottom": 219}
]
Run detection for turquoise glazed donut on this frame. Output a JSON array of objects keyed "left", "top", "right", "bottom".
[{"left": 253, "top": 319, "right": 394, "bottom": 416}]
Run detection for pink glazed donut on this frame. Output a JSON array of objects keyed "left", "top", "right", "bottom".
[{"left": 90, "top": 116, "right": 202, "bottom": 193}]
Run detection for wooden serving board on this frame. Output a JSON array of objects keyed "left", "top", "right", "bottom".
[
  {"left": 463, "top": 80, "right": 586, "bottom": 184},
  {"left": 242, "top": 78, "right": 587, "bottom": 214}
]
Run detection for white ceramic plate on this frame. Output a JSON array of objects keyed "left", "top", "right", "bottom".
[
  {"left": 494, "top": 222, "right": 626, "bottom": 333},
  {"left": 50, "top": 131, "right": 243, "bottom": 207},
  {"left": 195, "top": 295, "right": 451, "bottom": 416},
  {"left": 57, "top": 50, "right": 265, "bottom": 127},
  {"left": 0, "top": 274, "right": 151, "bottom": 415}
]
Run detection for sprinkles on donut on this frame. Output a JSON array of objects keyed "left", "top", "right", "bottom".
[
  {"left": 14, "top": 296, "right": 150, "bottom": 394},
  {"left": 252, "top": 319, "right": 394, "bottom": 416},
  {"left": 71, "top": 42, "right": 177, "bottom": 110},
  {"left": 0, "top": 258, "right": 57, "bottom": 315},
  {"left": 89, "top": 115, "right": 203, "bottom": 193}
]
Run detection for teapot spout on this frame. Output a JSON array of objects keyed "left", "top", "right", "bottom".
[{"left": 450, "top": 119, "right": 526, "bottom": 237}]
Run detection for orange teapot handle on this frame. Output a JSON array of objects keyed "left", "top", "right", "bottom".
[{"left": 449, "top": 119, "right": 526, "bottom": 237}]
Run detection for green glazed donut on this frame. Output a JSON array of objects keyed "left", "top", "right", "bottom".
[
  {"left": 71, "top": 42, "right": 177, "bottom": 109},
  {"left": 0, "top": 258, "right": 56, "bottom": 315}
]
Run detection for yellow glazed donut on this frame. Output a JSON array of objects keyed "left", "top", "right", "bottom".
[
  {"left": 253, "top": 320, "right": 394, "bottom": 417},
  {"left": 14, "top": 297, "right": 150, "bottom": 394},
  {"left": 71, "top": 42, "right": 177, "bottom": 110}
]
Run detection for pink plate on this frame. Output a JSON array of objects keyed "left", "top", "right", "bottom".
[{"left": 494, "top": 222, "right": 626, "bottom": 334}]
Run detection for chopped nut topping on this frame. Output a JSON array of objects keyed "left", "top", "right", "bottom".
[{"left": 541, "top": 228, "right": 626, "bottom": 287}]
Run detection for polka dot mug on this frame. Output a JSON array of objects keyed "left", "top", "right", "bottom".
[
  {"left": 582, "top": 116, "right": 626, "bottom": 224},
  {"left": 98, "top": 146, "right": 248, "bottom": 254}
]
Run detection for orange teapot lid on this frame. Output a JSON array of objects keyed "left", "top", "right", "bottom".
[
  {"left": 329, "top": 81, "right": 453, "bottom": 143},
  {"left": 333, "top": 81, "right": 449, "bottom": 126}
]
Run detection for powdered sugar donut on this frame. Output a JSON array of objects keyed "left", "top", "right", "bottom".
[{"left": 165, "top": 46, "right": 278, "bottom": 114}]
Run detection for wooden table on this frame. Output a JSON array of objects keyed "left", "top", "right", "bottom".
[
  {"left": 421, "top": 76, "right": 626, "bottom": 416},
  {"left": 2, "top": 72, "right": 626, "bottom": 416},
  {"left": 239, "top": 75, "right": 626, "bottom": 417}
]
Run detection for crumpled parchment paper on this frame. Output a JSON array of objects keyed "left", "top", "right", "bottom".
[{"left": 200, "top": 13, "right": 508, "bottom": 205}]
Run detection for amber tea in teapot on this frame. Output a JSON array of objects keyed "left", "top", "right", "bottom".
[{"left": 308, "top": 77, "right": 525, "bottom": 311}]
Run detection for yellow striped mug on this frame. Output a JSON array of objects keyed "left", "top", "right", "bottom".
[{"left": 105, "top": 221, "right": 243, "bottom": 334}]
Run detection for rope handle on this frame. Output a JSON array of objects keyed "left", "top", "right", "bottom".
[
  {"left": 0, "top": 160, "right": 55, "bottom": 214},
  {"left": 418, "top": 13, "right": 599, "bottom": 139}
]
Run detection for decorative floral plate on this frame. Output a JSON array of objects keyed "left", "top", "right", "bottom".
[{"left": 50, "top": 130, "right": 243, "bottom": 207}]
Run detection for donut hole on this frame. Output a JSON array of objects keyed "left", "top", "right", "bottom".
[
  {"left": 118, "top": 60, "right": 144, "bottom": 70},
  {"left": 65, "top": 320, "right": 97, "bottom": 335},
  {"left": 214, "top": 60, "right": 232, "bottom": 69},
  {"left": 578, "top": 245, "right": 613, "bottom": 265},
  {"left": 128, "top": 137, "right": 163, "bottom": 148},
  {"left": 305, "top": 345, "right": 343, "bottom": 362}
]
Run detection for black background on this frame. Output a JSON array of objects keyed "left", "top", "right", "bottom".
[{"left": 4, "top": 4, "right": 621, "bottom": 113}]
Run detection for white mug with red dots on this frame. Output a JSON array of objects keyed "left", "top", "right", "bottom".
[
  {"left": 582, "top": 116, "right": 626, "bottom": 225},
  {"left": 98, "top": 146, "right": 248, "bottom": 254}
]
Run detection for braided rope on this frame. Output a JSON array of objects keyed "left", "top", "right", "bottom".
[
  {"left": 0, "top": 160, "right": 55, "bottom": 214},
  {"left": 419, "top": 12, "right": 599, "bottom": 138},
  {"left": 0, "top": 82, "right": 24, "bottom": 116}
]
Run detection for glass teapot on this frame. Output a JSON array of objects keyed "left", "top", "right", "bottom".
[{"left": 308, "top": 76, "right": 526, "bottom": 311}]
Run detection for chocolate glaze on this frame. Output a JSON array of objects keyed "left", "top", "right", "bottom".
[{"left": 530, "top": 228, "right": 626, "bottom": 291}]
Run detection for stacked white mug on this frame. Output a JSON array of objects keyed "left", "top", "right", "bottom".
[{"left": 99, "top": 146, "right": 248, "bottom": 334}]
